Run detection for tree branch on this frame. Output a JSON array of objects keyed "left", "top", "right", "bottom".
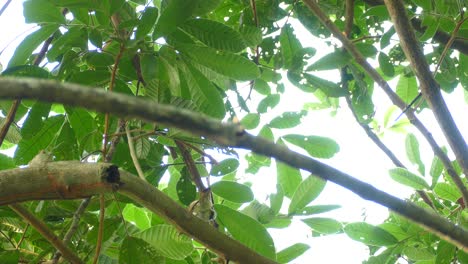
[
  {"left": 9, "top": 203, "right": 83, "bottom": 264},
  {"left": 383, "top": 0, "right": 468, "bottom": 190},
  {"left": 0, "top": 162, "right": 277, "bottom": 264},
  {"left": 0, "top": 78, "right": 467, "bottom": 250},
  {"left": 301, "top": 0, "right": 468, "bottom": 206}
]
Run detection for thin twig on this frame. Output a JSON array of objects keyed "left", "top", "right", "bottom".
[
  {"left": 9, "top": 203, "right": 82, "bottom": 264},
  {"left": 126, "top": 123, "right": 146, "bottom": 181},
  {"left": 0, "top": 0, "right": 12, "bottom": 17},
  {"left": 51, "top": 198, "right": 91, "bottom": 264}
]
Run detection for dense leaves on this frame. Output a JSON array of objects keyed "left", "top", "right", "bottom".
[{"left": 0, "top": 0, "right": 467, "bottom": 263}]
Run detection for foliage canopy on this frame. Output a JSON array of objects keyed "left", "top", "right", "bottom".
[{"left": 0, "top": 0, "right": 467, "bottom": 263}]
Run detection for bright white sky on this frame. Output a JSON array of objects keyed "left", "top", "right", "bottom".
[{"left": 1, "top": 1, "right": 467, "bottom": 263}]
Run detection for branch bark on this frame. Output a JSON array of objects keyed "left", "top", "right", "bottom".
[
  {"left": 383, "top": 0, "right": 468, "bottom": 187},
  {"left": 301, "top": 0, "right": 468, "bottom": 205},
  {"left": 0, "top": 162, "right": 277, "bottom": 264},
  {"left": 0, "top": 78, "right": 467, "bottom": 250}
]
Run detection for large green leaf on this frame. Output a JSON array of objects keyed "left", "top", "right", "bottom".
[
  {"left": 135, "top": 6, "right": 158, "bottom": 40},
  {"left": 276, "top": 139, "right": 302, "bottom": 198},
  {"left": 0, "top": 154, "right": 15, "bottom": 170},
  {"left": 303, "top": 73, "right": 348, "bottom": 97},
  {"left": 153, "top": 0, "right": 198, "bottom": 39},
  {"left": 288, "top": 175, "right": 326, "bottom": 214},
  {"left": 282, "top": 134, "right": 339, "bottom": 159},
  {"left": 306, "top": 50, "right": 351, "bottom": 71},
  {"left": 240, "top": 113, "right": 260, "bottom": 130},
  {"left": 405, "top": 133, "right": 425, "bottom": 175},
  {"left": 23, "top": 0, "right": 65, "bottom": 24},
  {"left": 279, "top": 24, "right": 303, "bottom": 69},
  {"left": 177, "top": 62, "right": 225, "bottom": 118},
  {"left": 434, "top": 182, "right": 461, "bottom": 203},
  {"left": 344, "top": 222, "right": 398, "bottom": 246},
  {"left": 396, "top": 75, "right": 418, "bottom": 104},
  {"left": 210, "top": 158, "right": 240, "bottom": 176},
  {"left": 136, "top": 225, "right": 194, "bottom": 260},
  {"left": 178, "top": 44, "right": 260, "bottom": 81},
  {"left": 123, "top": 204, "right": 151, "bottom": 230},
  {"left": 14, "top": 115, "right": 64, "bottom": 165},
  {"left": 269, "top": 111, "right": 307, "bottom": 129},
  {"left": 214, "top": 204, "right": 276, "bottom": 260},
  {"left": 180, "top": 19, "right": 246, "bottom": 52},
  {"left": 120, "top": 237, "right": 164, "bottom": 264},
  {"left": 389, "top": 168, "right": 430, "bottom": 190},
  {"left": 211, "top": 181, "right": 254, "bottom": 203},
  {"left": 276, "top": 243, "right": 310, "bottom": 263},
  {"left": 302, "top": 217, "right": 342, "bottom": 234},
  {"left": 8, "top": 25, "right": 59, "bottom": 67},
  {"left": 66, "top": 108, "right": 101, "bottom": 153}
]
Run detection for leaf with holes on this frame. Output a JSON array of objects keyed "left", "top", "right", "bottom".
[
  {"left": 344, "top": 222, "right": 398, "bottom": 246},
  {"left": 283, "top": 134, "right": 339, "bottom": 159},
  {"left": 210, "top": 158, "right": 239, "bottom": 176}
]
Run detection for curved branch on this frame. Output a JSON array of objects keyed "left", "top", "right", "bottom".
[
  {"left": 0, "top": 78, "right": 467, "bottom": 250},
  {"left": 384, "top": 0, "right": 468, "bottom": 189},
  {"left": 0, "top": 162, "right": 277, "bottom": 264}
]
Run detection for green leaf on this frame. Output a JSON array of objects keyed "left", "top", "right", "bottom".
[
  {"left": 23, "top": 0, "right": 65, "bottom": 24},
  {"left": 288, "top": 175, "right": 326, "bottom": 214},
  {"left": 66, "top": 108, "right": 101, "bottom": 153},
  {"left": 396, "top": 75, "right": 418, "bottom": 104},
  {"left": 430, "top": 155, "right": 443, "bottom": 186},
  {"left": 303, "top": 73, "right": 348, "bottom": 97},
  {"left": 214, "top": 204, "right": 276, "bottom": 259},
  {"left": 136, "top": 6, "right": 158, "bottom": 40},
  {"left": 378, "top": 52, "right": 395, "bottom": 77},
  {"left": 153, "top": 0, "right": 198, "bottom": 39},
  {"left": 389, "top": 168, "right": 430, "bottom": 190},
  {"left": 136, "top": 225, "right": 194, "bottom": 260},
  {"left": 253, "top": 79, "right": 271, "bottom": 95},
  {"left": 177, "top": 61, "right": 226, "bottom": 118},
  {"left": 302, "top": 217, "right": 342, "bottom": 234},
  {"left": 0, "top": 250, "right": 19, "bottom": 264},
  {"left": 8, "top": 25, "right": 59, "bottom": 67},
  {"left": 176, "top": 170, "right": 197, "bottom": 205},
  {"left": 178, "top": 44, "right": 259, "bottom": 81},
  {"left": 240, "top": 113, "right": 260, "bottom": 130},
  {"left": 210, "top": 158, "right": 239, "bottom": 176},
  {"left": 293, "top": 205, "right": 341, "bottom": 216},
  {"left": 240, "top": 26, "right": 263, "bottom": 47},
  {"left": 180, "top": 19, "right": 246, "bottom": 52},
  {"left": 123, "top": 204, "right": 151, "bottom": 230},
  {"left": 364, "top": 5, "right": 390, "bottom": 19},
  {"left": 84, "top": 51, "right": 114, "bottom": 67},
  {"left": 435, "top": 240, "right": 456, "bottom": 264},
  {"left": 276, "top": 243, "right": 310, "bottom": 263},
  {"left": 1, "top": 65, "right": 49, "bottom": 79},
  {"left": 134, "top": 137, "right": 150, "bottom": 159},
  {"left": 282, "top": 134, "right": 339, "bottom": 159},
  {"left": 269, "top": 111, "right": 307, "bottom": 129},
  {"left": 270, "top": 184, "right": 284, "bottom": 214},
  {"left": 344, "top": 222, "right": 398, "bottom": 246},
  {"left": 120, "top": 237, "right": 164, "bottom": 264},
  {"left": 20, "top": 102, "right": 51, "bottom": 139},
  {"left": 434, "top": 182, "right": 461, "bottom": 202},
  {"left": 242, "top": 200, "right": 275, "bottom": 224},
  {"left": 193, "top": 0, "right": 221, "bottom": 15},
  {"left": 0, "top": 154, "right": 15, "bottom": 170},
  {"left": 405, "top": 133, "right": 424, "bottom": 175},
  {"left": 279, "top": 24, "right": 303, "bottom": 69},
  {"left": 276, "top": 140, "right": 302, "bottom": 198},
  {"left": 403, "top": 246, "right": 435, "bottom": 261},
  {"left": 211, "top": 181, "right": 254, "bottom": 203},
  {"left": 258, "top": 94, "right": 280, "bottom": 113},
  {"left": 355, "top": 43, "right": 378, "bottom": 58},
  {"left": 14, "top": 115, "right": 64, "bottom": 165},
  {"left": 306, "top": 50, "right": 351, "bottom": 71}
]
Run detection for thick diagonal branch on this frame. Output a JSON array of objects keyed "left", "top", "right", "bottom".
[{"left": 0, "top": 78, "right": 467, "bottom": 250}]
